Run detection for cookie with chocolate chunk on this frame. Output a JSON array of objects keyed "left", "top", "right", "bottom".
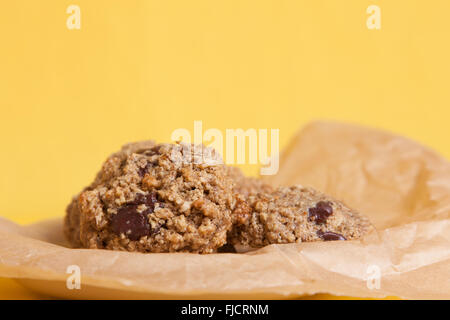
[
  {"left": 229, "top": 185, "right": 371, "bottom": 248},
  {"left": 64, "top": 142, "right": 236, "bottom": 253}
]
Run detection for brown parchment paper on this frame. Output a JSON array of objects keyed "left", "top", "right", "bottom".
[{"left": 0, "top": 121, "right": 449, "bottom": 299}]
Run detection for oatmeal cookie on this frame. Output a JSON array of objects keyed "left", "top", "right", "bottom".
[
  {"left": 230, "top": 185, "right": 371, "bottom": 248},
  {"left": 64, "top": 142, "right": 236, "bottom": 253},
  {"left": 225, "top": 166, "right": 273, "bottom": 196}
]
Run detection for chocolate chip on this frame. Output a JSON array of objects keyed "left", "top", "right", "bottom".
[
  {"left": 133, "top": 193, "right": 147, "bottom": 204},
  {"left": 138, "top": 163, "right": 152, "bottom": 177},
  {"left": 217, "top": 244, "right": 237, "bottom": 253},
  {"left": 317, "top": 201, "right": 333, "bottom": 213},
  {"left": 111, "top": 193, "right": 160, "bottom": 240},
  {"left": 132, "top": 192, "right": 158, "bottom": 211},
  {"left": 308, "top": 201, "right": 333, "bottom": 224},
  {"left": 111, "top": 205, "right": 150, "bottom": 241},
  {"left": 317, "top": 230, "right": 346, "bottom": 241}
]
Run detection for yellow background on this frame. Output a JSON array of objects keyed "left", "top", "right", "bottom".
[{"left": 0, "top": 0, "right": 448, "bottom": 299}]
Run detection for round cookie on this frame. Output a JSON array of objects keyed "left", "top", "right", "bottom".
[
  {"left": 225, "top": 166, "right": 273, "bottom": 196},
  {"left": 230, "top": 185, "right": 372, "bottom": 248},
  {"left": 64, "top": 142, "right": 236, "bottom": 253}
]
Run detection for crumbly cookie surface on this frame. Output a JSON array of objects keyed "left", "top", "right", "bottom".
[
  {"left": 225, "top": 166, "right": 273, "bottom": 196},
  {"left": 64, "top": 142, "right": 236, "bottom": 253},
  {"left": 229, "top": 185, "right": 371, "bottom": 247}
]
